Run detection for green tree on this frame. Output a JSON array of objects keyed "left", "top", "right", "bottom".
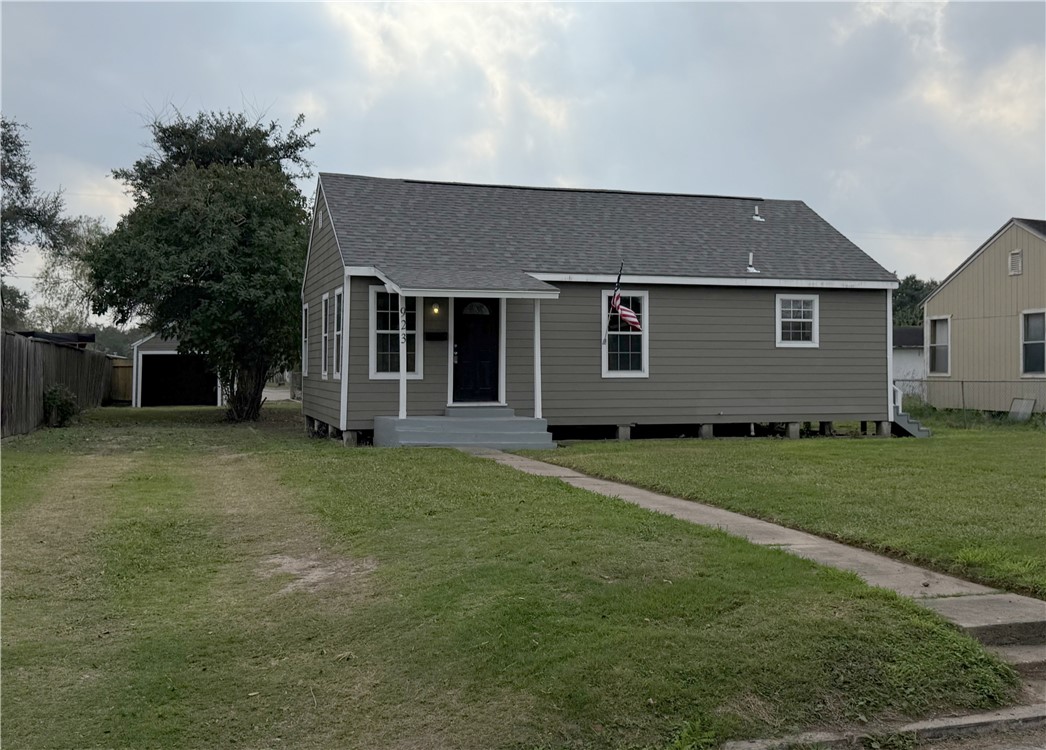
[
  {"left": 34, "top": 215, "right": 108, "bottom": 329},
  {"left": 1, "top": 116, "right": 71, "bottom": 273},
  {"left": 1, "top": 282, "right": 32, "bottom": 329},
  {"left": 89, "top": 324, "right": 144, "bottom": 358},
  {"left": 893, "top": 274, "right": 939, "bottom": 326},
  {"left": 87, "top": 111, "right": 316, "bottom": 421}
]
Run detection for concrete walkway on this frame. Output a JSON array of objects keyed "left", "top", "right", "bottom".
[{"left": 466, "top": 449, "right": 1046, "bottom": 698}]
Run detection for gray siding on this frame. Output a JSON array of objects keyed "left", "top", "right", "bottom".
[
  {"left": 538, "top": 284, "right": 888, "bottom": 424},
  {"left": 342, "top": 282, "right": 889, "bottom": 428},
  {"left": 345, "top": 276, "right": 449, "bottom": 429},
  {"left": 301, "top": 188, "right": 344, "bottom": 427},
  {"left": 137, "top": 335, "right": 179, "bottom": 352}
]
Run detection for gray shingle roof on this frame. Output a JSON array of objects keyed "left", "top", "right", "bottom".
[
  {"left": 318, "top": 173, "right": 895, "bottom": 292},
  {"left": 1014, "top": 218, "right": 1046, "bottom": 240},
  {"left": 893, "top": 326, "right": 924, "bottom": 348}
]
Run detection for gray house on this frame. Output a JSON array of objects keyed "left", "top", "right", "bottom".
[{"left": 301, "top": 174, "right": 910, "bottom": 446}]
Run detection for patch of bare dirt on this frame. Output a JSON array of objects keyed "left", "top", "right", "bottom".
[{"left": 258, "top": 554, "right": 377, "bottom": 595}]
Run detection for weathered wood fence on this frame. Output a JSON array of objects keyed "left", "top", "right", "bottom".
[
  {"left": 2, "top": 331, "right": 113, "bottom": 438},
  {"left": 110, "top": 359, "right": 133, "bottom": 402}
]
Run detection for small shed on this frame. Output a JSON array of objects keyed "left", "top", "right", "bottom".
[{"left": 131, "top": 334, "right": 222, "bottom": 407}]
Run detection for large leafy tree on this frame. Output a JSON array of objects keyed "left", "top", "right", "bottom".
[
  {"left": 1, "top": 283, "right": 31, "bottom": 330},
  {"left": 1, "top": 116, "right": 71, "bottom": 272},
  {"left": 34, "top": 215, "right": 109, "bottom": 330},
  {"left": 88, "top": 111, "right": 316, "bottom": 421},
  {"left": 893, "top": 274, "right": 940, "bottom": 326},
  {"left": 2, "top": 116, "right": 72, "bottom": 331}
]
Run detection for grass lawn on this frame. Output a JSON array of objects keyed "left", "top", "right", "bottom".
[
  {"left": 1, "top": 405, "right": 1021, "bottom": 749},
  {"left": 524, "top": 419, "right": 1046, "bottom": 599}
]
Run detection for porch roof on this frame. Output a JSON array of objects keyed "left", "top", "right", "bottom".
[{"left": 374, "top": 266, "right": 561, "bottom": 299}]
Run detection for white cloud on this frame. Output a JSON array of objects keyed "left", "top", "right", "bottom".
[
  {"left": 914, "top": 46, "right": 1045, "bottom": 136},
  {"left": 835, "top": 1, "right": 949, "bottom": 57},
  {"left": 826, "top": 168, "right": 861, "bottom": 196},
  {"left": 322, "top": 2, "right": 576, "bottom": 161},
  {"left": 290, "top": 90, "right": 329, "bottom": 126}
]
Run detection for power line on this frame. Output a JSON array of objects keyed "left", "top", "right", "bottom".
[{"left": 849, "top": 232, "right": 981, "bottom": 242}]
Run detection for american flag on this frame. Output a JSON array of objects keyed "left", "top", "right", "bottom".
[{"left": 610, "top": 262, "right": 642, "bottom": 332}]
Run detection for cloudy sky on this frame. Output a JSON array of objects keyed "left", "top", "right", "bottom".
[{"left": 2, "top": 1, "right": 1043, "bottom": 304}]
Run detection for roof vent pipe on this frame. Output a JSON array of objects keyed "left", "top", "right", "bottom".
[
  {"left": 746, "top": 252, "right": 761, "bottom": 274},
  {"left": 753, "top": 205, "right": 765, "bottom": 222}
]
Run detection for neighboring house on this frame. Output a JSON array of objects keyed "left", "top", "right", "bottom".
[
  {"left": 301, "top": 173, "right": 906, "bottom": 447},
  {"left": 892, "top": 326, "right": 926, "bottom": 400},
  {"left": 922, "top": 218, "right": 1046, "bottom": 414},
  {"left": 131, "top": 334, "right": 223, "bottom": 408}
]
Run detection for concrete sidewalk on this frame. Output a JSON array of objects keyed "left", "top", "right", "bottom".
[{"left": 466, "top": 448, "right": 1046, "bottom": 699}]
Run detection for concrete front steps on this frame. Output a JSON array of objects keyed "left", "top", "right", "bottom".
[
  {"left": 374, "top": 406, "right": 554, "bottom": 449},
  {"left": 893, "top": 407, "right": 932, "bottom": 438},
  {"left": 923, "top": 594, "right": 1046, "bottom": 683}
]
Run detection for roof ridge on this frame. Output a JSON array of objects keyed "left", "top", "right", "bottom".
[{"left": 319, "top": 171, "right": 770, "bottom": 203}]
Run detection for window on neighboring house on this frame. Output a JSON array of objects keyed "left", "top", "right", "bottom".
[
  {"left": 333, "top": 288, "right": 343, "bottom": 380},
  {"left": 1022, "top": 310, "right": 1045, "bottom": 375},
  {"left": 929, "top": 317, "right": 950, "bottom": 375},
  {"left": 775, "top": 294, "right": 819, "bottom": 347},
  {"left": 1009, "top": 249, "right": 1023, "bottom": 276},
  {"left": 321, "top": 293, "right": 330, "bottom": 379},
  {"left": 369, "top": 286, "right": 423, "bottom": 379},
  {"left": 301, "top": 304, "right": 309, "bottom": 377},
  {"left": 602, "top": 289, "right": 648, "bottom": 377}
]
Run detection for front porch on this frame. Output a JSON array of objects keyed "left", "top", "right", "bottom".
[{"left": 374, "top": 405, "right": 554, "bottom": 448}]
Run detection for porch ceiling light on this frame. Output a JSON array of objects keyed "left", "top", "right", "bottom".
[{"left": 431, "top": 302, "right": 440, "bottom": 315}]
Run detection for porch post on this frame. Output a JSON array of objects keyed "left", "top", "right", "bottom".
[
  {"left": 398, "top": 296, "right": 408, "bottom": 419},
  {"left": 533, "top": 299, "right": 543, "bottom": 419}
]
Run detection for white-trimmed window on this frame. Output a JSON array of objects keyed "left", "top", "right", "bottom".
[
  {"left": 369, "top": 286, "right": 423, "bottom": 379},
  {"left": 301, "top": 303, "right": 309, "bottom": 377},
  {"left": 601, "top": 289, "right": 649, "bottom": 378},
  {"left": 928, "top": 316, "right": 950, "bottom": 375},
  {"left": 321, "top": 293, "right": 330, "bottom": 380},
  {"left": 333, "top": 288, "right": 344, "bottom": 380},
  {"left": 1021, "top": 310, "right": 1045, "bottom": 376},
  {"left": 775, "top": 294, "right": 819, "bottom": 347}
]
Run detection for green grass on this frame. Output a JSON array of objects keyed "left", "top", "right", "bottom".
[
  {"left": 1, "top": 405, "right": 1021, "bottom": 749},
  {"left": 523, "top": 421, "right": 1046, "bottom": 599}
]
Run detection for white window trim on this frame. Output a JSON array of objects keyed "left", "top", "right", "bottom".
[
  {"left": 775, "top": 293, "right": 819, "bottom": 348},
  {"left": 301, "top": 303, "right": 309, "bottom": 378},
  {"left": 1020, "top": 308, "right": 1046, "bottom": 378},
  {"left": 368, "top": 285, "right": 424, "bottom": 380},
  {"left": 333, "top": 287, "right": 343, "bottom": 380},
  {"left": 601, "top": 288, "right": 649, "bottom": 379},
  {"left": 927, "top": 314, "right": 951, "bottom": 377},
  {"left": 321, "top": 292, "right": 329, "bottom": 380}
]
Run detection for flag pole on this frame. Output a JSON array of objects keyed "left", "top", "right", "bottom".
[{"left": 602, "top": 261, "right": 624, "bottom": 345}]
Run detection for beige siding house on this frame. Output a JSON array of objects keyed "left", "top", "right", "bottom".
[
  {"left": 301, "top": 174, "right": 909, "bottom": 446},
  {"left": 923, "top": 218, "right": 1046, "bottom": 412}
]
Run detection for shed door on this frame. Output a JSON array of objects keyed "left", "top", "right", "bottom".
[{"left": 141, "top": 354, "right": 217, "bottom": 406}]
